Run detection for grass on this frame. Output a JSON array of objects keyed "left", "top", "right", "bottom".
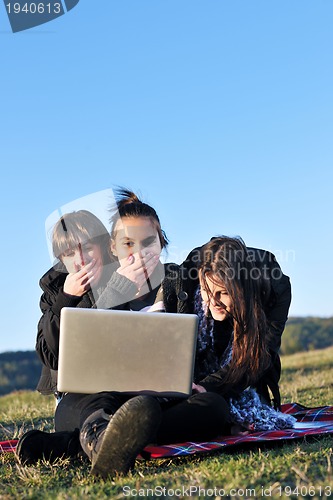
[{"left": 1, "top": 347, "right": 333, "bottom": 499}]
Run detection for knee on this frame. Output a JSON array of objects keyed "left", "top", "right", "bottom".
[
  {"left": 188, "top": 392, "right": 230, "bottom": 425},
  {"left": 188, "top": 392, "right": 231, "bottom": 422}
]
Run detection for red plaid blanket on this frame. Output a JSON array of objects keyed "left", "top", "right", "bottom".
[
  {"left": 1, "top": 403, "right": 333, "bottom": 458},
  {"left": 142, "top": 403, "right": 333, "bottom": 458}
]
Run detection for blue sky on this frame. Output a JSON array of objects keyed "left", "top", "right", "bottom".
[{"left": 1, "top": 0, "right": 332, "bottom": 353}]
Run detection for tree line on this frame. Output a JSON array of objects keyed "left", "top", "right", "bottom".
[
  {"left": 280, "top": 316, "right": 333, "bottom": 354},
  {"left": 0, "top": 351, "right": 41, "bottom": 396}
]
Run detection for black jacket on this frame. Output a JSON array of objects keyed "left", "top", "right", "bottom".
[
  {"left": 36, "top": 263, "right": 94, "bottom": 395},
  {"left": 165, "top": 245, "right": 292, "bottom": 409},
  {"left": 35, "top": 262, "right": 181, "bottom": 395}
]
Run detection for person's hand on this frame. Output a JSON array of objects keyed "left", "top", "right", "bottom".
[
  {"left": 63, "top": 260, "right": 97, "bottom": 296},
  {"left": 192, "top": 383, "right": 207, "bottom": 394},
  {"left": 116, "top": 251, "right": 160, "bottom": 291},
  {"left": 230, "top": 422, "right": 254, "bottom": 436}
]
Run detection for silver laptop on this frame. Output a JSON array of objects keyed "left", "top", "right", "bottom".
[{"left": 58, "top": 308, "right": 198, "bottom": 397}]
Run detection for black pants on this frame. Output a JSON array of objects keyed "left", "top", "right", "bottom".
[{"left": 55, "top": 391, "right": 231, "bottom": 444}]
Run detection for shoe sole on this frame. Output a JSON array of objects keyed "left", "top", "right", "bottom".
[{"left": 91, "top": 395, "right": 161, "bottom": 479}]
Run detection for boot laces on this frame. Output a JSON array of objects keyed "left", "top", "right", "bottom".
[{"left": 82, "top": 418, "right": 109, "bottom": 453}]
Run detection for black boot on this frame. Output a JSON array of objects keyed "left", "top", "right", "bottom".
[
  {"left": 80, "top": 395, "right": 161, "bottom": 479},
  {"left": 16, "top": 428, "right": 82, "bottom": 465}
]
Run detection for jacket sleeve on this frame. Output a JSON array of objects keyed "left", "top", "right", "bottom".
[
  {"left": 199, "top": 371, "right": 247, "bottom": 399},
  {"left": 162, "top": 263, "right": 185, "bottom": 313},
  {"left": 254, "top": 251, "right": 291, "bottom": 409},
  {"left": 35, "top": 271, "right": 81, "bottom": 370},
  {"left": 95, "top": 272, "right": 138, "bottom": 309},
  {"left": 255, "top": 248, "right": 292, "bottom": 354}
]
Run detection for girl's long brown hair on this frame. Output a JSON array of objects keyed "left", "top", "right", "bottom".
[{"left": 199, "top": 236, "right": 271, "bottom": 387}]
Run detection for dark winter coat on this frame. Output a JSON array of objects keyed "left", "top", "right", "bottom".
[
  {"left": 163, "top": 245, "right": 292, "bottom": 409},
  {"left": 35, "top": 262, "right": 180, "bottom": 396}
]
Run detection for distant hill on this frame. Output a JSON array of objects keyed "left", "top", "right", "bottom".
[
  {"left": 281, "top": 316, "right": 333, "bottom": 355},
  {"left": 0, "top": 316, "right": 333, "bottom": 396},
  {"left": 0, "top": 351, "right": 41, "bottom": 396}
]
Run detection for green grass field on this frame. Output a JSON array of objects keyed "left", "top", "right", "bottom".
[{"left": 1, "top": 347, "right": 333, "bottom": 499}]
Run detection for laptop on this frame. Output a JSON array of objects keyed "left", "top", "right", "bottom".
[{"left": 58, "top": 308, "right": 198, "bottom": 397}]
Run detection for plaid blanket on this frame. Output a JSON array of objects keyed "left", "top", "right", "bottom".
[
  {"left": 143, "top": 403, "right": 333, "bottom": 458},
  {"left": 1, "top": 403, "right": 333, "bottom": 458}
]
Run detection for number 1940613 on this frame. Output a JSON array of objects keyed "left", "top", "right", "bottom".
[
  {"left": 6, "top": 3, "right": 62, "bottom": 14},
  {"left": 276, "top": 485, "right": 331, "bottom": 497}
]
